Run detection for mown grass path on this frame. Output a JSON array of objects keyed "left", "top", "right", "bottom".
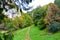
[
  {"left": 25, "top": 27, "right": 31, "bottom": 40},
  {"left": 30, "top": 25, "right": 60, "bottom": 40},
  {"left": 13, "top": 28, "right": 27, "bottom": 40}
]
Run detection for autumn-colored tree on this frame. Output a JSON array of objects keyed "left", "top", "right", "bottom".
[
  {"left": 44, "top": 3, "right": 60, "bottom": 33},
  {"left": 21, "top": 13, "right": 33, "bottom": 27},
  {"left": 44, "top": 3, "right": 60, "bottom": 25}
]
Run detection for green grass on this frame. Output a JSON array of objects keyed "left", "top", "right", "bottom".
[
  {"left": 13, "top": 25, "right": 60, "bottom": 40},
  {"left": 13, "top": 28, "right": 27, "bottom": 40},
  {"left": 30, "top": 25, "right": 60, "bottom": 40}
]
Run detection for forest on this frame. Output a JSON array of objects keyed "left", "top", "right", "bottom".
[{"left": 0, "top": 0, "right": 60, "bottom": 40}]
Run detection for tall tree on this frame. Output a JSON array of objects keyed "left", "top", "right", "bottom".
[{"left": 54, "top": 0, "right": 60, "bottom": 8}]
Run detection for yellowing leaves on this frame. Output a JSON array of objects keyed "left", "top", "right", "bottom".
[
  {"left": 44, "top": 3, "right": 60, "bottom": 25},
  {"left": 19, "top": 16, "right": 24, "bottom": 22}
]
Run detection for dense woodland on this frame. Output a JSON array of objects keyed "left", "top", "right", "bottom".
[{"left": 0, "top": 0, "right": 60, "bottom": 40}]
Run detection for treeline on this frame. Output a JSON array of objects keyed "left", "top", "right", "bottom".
[
  {"left": 29, "top": 0, "right": 60, "bottom": 33},
  {"left": 0, "top": 0, "right": 60, "bottom": 33}
]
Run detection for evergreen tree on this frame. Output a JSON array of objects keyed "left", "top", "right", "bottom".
[{"left": 54, "top": 0, "right": 60, "bottom": 8}]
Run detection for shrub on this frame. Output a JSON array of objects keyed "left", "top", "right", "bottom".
[
  {"left": 5, "top": 22, "right": 15, "bottom": 31},
  {"left": 4, "top": 18, "right": 14, "bottom": 30},
  {"left": 37, "top": 18, "right": 46, "bottom": 30},
  {"left": 32, "top": 5, "right": 48, "bottom": 30},
  {"left": 4, "top": 18, "right": 11, "bottom": 23},
  {"left": 4, "top": 17, "right": 19, "bottom": 31},
  {"left": 48, "top": 21, "right": 60, "bottom": 33},
  {"left": 54, "top": 0, "right": 60, "bottom": 8},
  {"left": 0, "top": 36, "right": 2, "bottom": 40},
  {"left": 17, "top": 13, "right": 33, "bottom": 27},
  {"left": 12, "top": 19, "right": 19, "bottom": 29},
  {"left": 13, "top": 13, "right": 33, "bottom": 28},
  {"left": 0, "top": 8, "right": 6, "bottom": 24},
  {"left": 15, "top": 16, "right": 24, "bottom": 28},
  {"left": 0, "top": 31, "right": 14, "bottom": 40},
  {"left": 3, "top": 32, "right": 14, "bottom": 40},
  {"left": 22, "top": 13, "right": 33, "bottom": 27},
  {"left": 0, "top": 32, "right": 2, "bottom": 40}
]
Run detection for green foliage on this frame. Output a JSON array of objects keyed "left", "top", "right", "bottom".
[
  {"left": 0, "top": 8, "right": 5, "bottom": 24},
  {"left": 0, "top": 32, "right": 3, "bottom": 40},
  {"left": 5, "top": 22, "right": 15, "bottom": 31},
  {"left": 4, "top": 18, "right": 13, "bottom": 31},
  {"left": 14, "top": 16, "right": 24, "bottom": 29},
  {"left": 21, "top": 13, "right": 33, "bottom": 27},
  {"left": 37, "top": 18, "right": 46, "bottom": 30},
  {"left": 12, "top": 19, "right": 19, "bottom": 29},
  {"left": 3, "top": 32, "right": 14, "bottom": 40},
  {"left": 0, "top": 31, "right": 14, "bottom": 40},
  {"left": 48, "top": 21, "right": 60, "bottom": 33},
  {"left": 14, "top": 13, "right": 33, "bottom": 28},
  {"left": 32, "top": 5, "right": 48, "bottom": 30},
  {"left": 54, "top": 0, "right": 60, "bottom": 8},
  {"left": 44, "top": 3, "right": 60, "bottom": 33},
  {"left": 4, "top": 18, "right": 11, "bottom": 23},
  {"left": 4, "top": 13, "right": 33, "bottom": 31},
  {"left": 4, "top": 18, "right": 20, "bottom": 31},
  {"left": 24, "top": 14, "right": 33, "bottom": 27}
]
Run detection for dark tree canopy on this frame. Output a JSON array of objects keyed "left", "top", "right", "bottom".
[{"left": 54, "top": 0, "right": 60, "bottom": 8}]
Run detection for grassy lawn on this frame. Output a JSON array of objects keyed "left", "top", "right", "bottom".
[
  {"left": 13, "top": 28, "right": 27, "bottom": 40},
  {"left": 13, "top": 25, "right": 60, "bottom": 40},
  {"left": 30, "top": 25, "right": 60, "bottom": 40}
]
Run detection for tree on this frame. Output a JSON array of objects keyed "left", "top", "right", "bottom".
[
  {"left": 31, "top": 5, "right": 48, "bottom": 30},
  {"left": 54, "top": 0, "right": 60, "bottom": 8},
  {"left": 44, "top": 3, "right": 60, "bottom": 33},
  {"left": 0, "top": 8, "right": 6, "bottom": 24},
  {"left": 19, "top": 13, "right": 33, "bottom": 27}
]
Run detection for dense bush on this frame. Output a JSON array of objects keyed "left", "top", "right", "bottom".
[
  {"left": 4, "top": 13, "right": 33, "bottom": 31},
  {"left": 48, "top": 21, "right": 60, "bottom": 33},
  {"left": 5, "top": 22, "right": 15, "bottom": 31},
  {"left": 4, "top": 18, "right": 14, "bottom": 31},
  {"left": 3, "top": 32, "right": 14, "bottom": 40},
  {"left": 32, "top": 5, "right": 48, "bottom": 29},
  {"left": 16, "top": 13, "right": 33, "bottom": 28},
  {"left": 0, "top": 8, "right": 6, "bottom": 24},
  {"left": 0, "top": 31, "right": 14, "bottom": 40},
  {"left": 37, "top": 18, "right": 46, "bottom": 30},
  {"left": 22, "top": 13, "right": 33, "bottom": 27},
  {"left": 4, "top": 18, "right": 20, "bottom": 31},
  {"left": 54, "top": 0, "right": 60, "bottom": 8},
  {"left": 0, "top": 32, "right": 2, "bottom": 40},
  {"left": 14, "top": 16, "right": 24, "bottom": 29}
]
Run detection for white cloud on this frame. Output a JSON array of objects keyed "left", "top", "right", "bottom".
[
  {"left": 29, "top": 0, "right": 54, "bottom": 8},
  {"left": 23, "top": 0, "right": 55, "bottom": 12}
]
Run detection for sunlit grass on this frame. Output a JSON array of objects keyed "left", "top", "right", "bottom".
[
  {"left": 30, "top": 25, "right": 60, "bottom": 40},
  {"left": 13, "top": 25, "right": 60, "bottom": 40},
  {"left": 13, "top": 28, "right": 27, "bottom": 40}
]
